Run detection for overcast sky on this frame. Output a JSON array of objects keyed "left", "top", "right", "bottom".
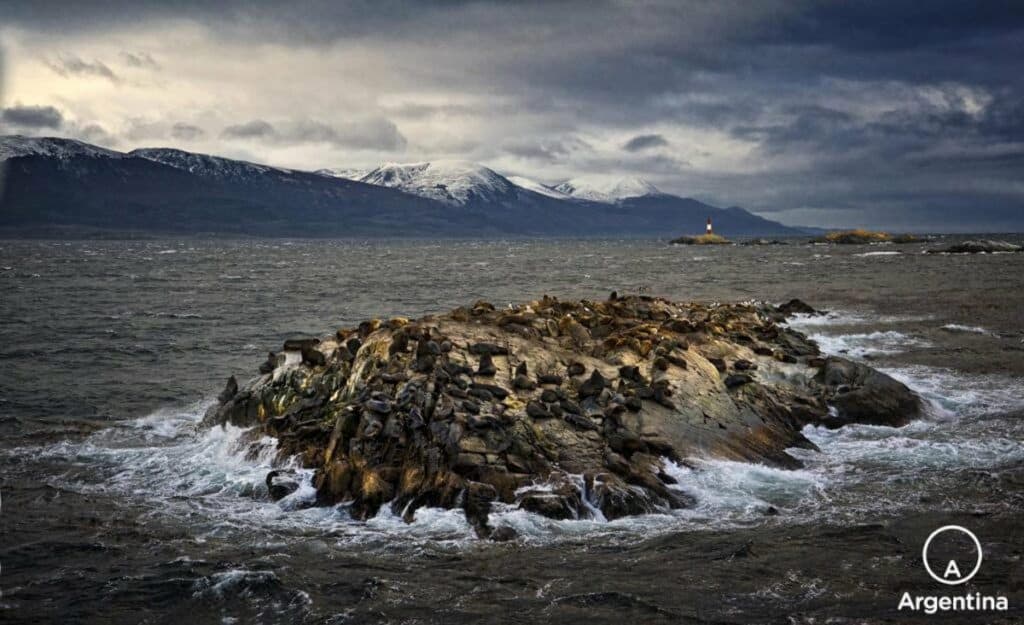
[{"left": 2, "top": 1, "right": 1023, "bottom": 230}]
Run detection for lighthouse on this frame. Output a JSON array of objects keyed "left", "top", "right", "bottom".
[{"left": 706, "top": 217, "right": 713, "bottom": 234}]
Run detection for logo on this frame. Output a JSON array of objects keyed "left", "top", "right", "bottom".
[
  {"left": 897, "top": 525, "right": 1009, "bottom": 615},
  {"left": 921, "top": 525, "right": 982, "bottom": 585}
]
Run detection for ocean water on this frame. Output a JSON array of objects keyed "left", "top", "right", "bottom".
[{"left": 2, "top": 237, "right": 1023, "bottom": 623}]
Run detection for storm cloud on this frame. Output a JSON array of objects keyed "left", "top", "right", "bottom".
[
  {"left": 44, "top": 54, "right": 120, "bottom": 82},
  {"left": 2, "top": 104, "right": 64, "bottom": 128},
  {"left": 221, "top": 118, "right": 406, "bottom": 151},
  {"left": 2, "top": 1, "right": 1023, "bottom": 230},
  {"left": 623, "top": 134, "right": 669, "bottom": 152}
]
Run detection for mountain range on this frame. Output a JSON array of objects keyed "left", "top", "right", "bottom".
[{"left": 0, "top": 135, "right": 802, "bottom": 238}]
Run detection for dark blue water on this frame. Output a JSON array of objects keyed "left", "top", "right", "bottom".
[{"left": 2, "top": 238, "right": 1023, "bottom": 623}]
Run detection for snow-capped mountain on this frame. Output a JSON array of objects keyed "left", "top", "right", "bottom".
[
  {"left": 554, "top": 176, "right": 663, "bottom": 203},
  {"left": 1, "top": 135, "right": 803, "bottom": 237},
  {"left": 0, "top": 135, "right": 121, "bottom": 162},
  {"left": 359, "top": 160, "right": 521, "bottom": 206},
  {"left": 130, "top": 147, "right": 293, "bottom": 181},
  {"left": 315, "top": 167, "right": 369, "bottom": 180},
  {"left": 506, "top": 175, "right": 571, "bottom": 200}
]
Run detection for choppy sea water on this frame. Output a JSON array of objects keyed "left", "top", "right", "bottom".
[{"left": 2, "top": 237, "right": 1023, "bottom": 624}]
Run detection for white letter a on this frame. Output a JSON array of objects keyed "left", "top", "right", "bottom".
[{"left": 944, "top": 560, "right": 962, "bottom": 579}]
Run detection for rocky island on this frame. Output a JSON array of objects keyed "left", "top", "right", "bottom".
[
  {"left": 204, "top": 295, "right": 921, "bottom": 539},
  {"left": 926, "top": 239, "right": 1022, "bottom": 254},
  {"left": 670, "top": 233, "right": 732, "bottom": 245},
  {"left": 814, "top": 229, "right": 893, "bottom": 244}
]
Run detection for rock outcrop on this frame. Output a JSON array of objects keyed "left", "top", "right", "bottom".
[
  {"left": 670, "top": 234, "right": 732, "bottom": 245},
  {"left": 814, "top": 229, "right": 892, "bottom": 244},
  {"left": 204, "top": 295, "right": 921, "bottom": 537},
  {"left": 927, "top": 239, "right": 1022, "bottom": 254}
]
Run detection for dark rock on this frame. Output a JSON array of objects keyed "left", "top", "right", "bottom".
[
  {"left": 489, "top": 526, "right": 519, "bottom": 541},
  {"left": 733, "top": 359, "right": 755, "bottom": 371},
  {"left": 567, "top": 362, "right": 586, "bottom": 377},
  {"left": 814, "top": 357, "right": 922, "bottom": 428},
  {"left": 538, "top": 373, "right": 564, "bottom": 385},
  {"left": 927, "top": 239, "right": 1022, "bottom": 255},
  {"left": 346, "top": 337, "right": 362, "bottom": 355},
  {"left": 266, "top": 469, "right": 300, "bottom": 501},
  {"left": 777, "top": 299, "right": 818, "bottom": 316}
]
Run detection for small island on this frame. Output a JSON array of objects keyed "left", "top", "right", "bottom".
[
  {"left": 926, "top": 239, "right": 1023, "bottom": 254},
  {"left": 670, "top": 217, "right": 732, "bottom": 245},
  {"left": 814, "top": 229, "right": 892, "bottom": 244},
  {"left": 670, "top": 233, "right": 732, "bottom": 245},
  {"left": 204, "top": 294, "right": 921, "bottom": 539}
]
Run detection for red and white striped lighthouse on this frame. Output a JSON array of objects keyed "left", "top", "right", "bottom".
[{"left": 706, "top": 217, "right": 713, "bottom": 234}]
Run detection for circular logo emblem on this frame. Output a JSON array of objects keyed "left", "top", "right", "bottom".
[{"left": 922, "top": 525, "right": 983, "bottom": 585}]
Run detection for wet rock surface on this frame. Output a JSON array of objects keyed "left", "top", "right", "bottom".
[
  {"left": 203, "top": 295, "right": 922, "bottom": 537},
  {"left": 927, "top": 239, "right": 1023, "bottom": 254}
]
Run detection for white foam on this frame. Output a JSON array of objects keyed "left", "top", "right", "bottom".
[
  {"left": 663, "top": 458, "right": 826, "bottom": 520},
  {"left": 884, "top": 364, "right": 1024, "bottom": 419},
  {"left": 17, "top": 336, "right": 1023, "bottom": 546},
  {"left": 787, "top": 311, "right": 870, "bottom": 328},
  {"left": 940, "top": 323, "right": 990, "bottom": 335},
  {"left": 809, "top": 330, "right": 929, "bottom": 358},
  {"left": 855, "top": 251, "right": 901, "bottom": 257}
]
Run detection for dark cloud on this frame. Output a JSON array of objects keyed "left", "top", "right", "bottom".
[
  {"left": 45, "top": 54, "right": 120, "bottom": 82},
  {"left": 170, "top": 123, "right": 205, "bottom": 140},
  {"left": 222, "top": 118, "right": 406, "bottom": 150},
  {"left": 221, "top": 119, "right": 276, "bottom": 139},
  {"left": 623, "top": 134, "right": 669, "bottom": 152},
  {"left": 502, "top": 137, "right": 590, "bottom": 162},
  {"left": 74, "top": 123, "right": 118, "bottom": 147},
  {"left": 120, "top": 51, "right": 160, "bottom": 69},
  {"left": 2, "top": 105, "right": 64, "bottom": 129}
]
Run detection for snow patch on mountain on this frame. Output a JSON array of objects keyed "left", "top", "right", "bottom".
[
  {"left": 554, "top": 176, "right": 662, "bottom": 203},
  {"left": 359, "top": 160, "right": 518, "bottom": 205},
  {"left": 130, "top": 148, "right": 293, "bottom": 180},
  {"left": 315, "top": 167, "right": 369, "bottom": 180},
  {"left": 0, "top": 135, "right": 122, "bottom": 163},
  {"left": 506, "top": 175, "right": 571, "bottom": 200}
]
